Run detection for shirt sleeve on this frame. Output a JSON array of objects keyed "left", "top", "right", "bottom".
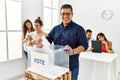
[
  {"left": 77, "top": 27, "right": 88, "bottom": 51},
  {"left": 46, "top": 27, "right": 55, "bottom": 44}
]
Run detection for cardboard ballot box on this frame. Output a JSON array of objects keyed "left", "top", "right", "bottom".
[{"left": 25, "top": 65, "right": 71, "bottom": 80}]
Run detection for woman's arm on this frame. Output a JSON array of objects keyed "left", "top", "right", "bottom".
[
  {"left": 107, "top": 41, "right": 113, "bottom": 53},
  {"left": 108, "top": 41, "right": 112, "bottom": 48},
  {"left": 22, "top": 35, "right": 27, "bottom": 44},
  {"left": 43, "top": 31, "right": 48, "bottom": 37},
  {"left": 104, "top": 41, "right": 113, "bottom": 53}
]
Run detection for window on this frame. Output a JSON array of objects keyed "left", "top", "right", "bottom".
[
  {"left": 0, "top": 0, "right": 22, "bottom": 62},
  {"left": 43, "top": 0, "right": 59, "bottom": 32},
  {"left": 0, "top": 0, "right": 6, "bottom": 30},
  {"left": 6, "top": 0, "right": 22, "bottom": 30},
  {"left": 0, "top": 32, "right": 7, "bottom": 62},
  {"left": 8, "top": 32, "right": 22, "bottom": 60}
]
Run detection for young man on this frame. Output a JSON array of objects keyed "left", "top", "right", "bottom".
[
  {"left": 86, "top": 29, "right": 94, "bottom": 51},
  {"left": 46, "top": 4, "right": 88, "bottom": 80}
]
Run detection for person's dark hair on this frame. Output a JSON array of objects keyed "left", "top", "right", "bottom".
[
  {"left": 23, "top": 19, "right": 35, "bottom": 38},
  {"left": 86, "top": 29, "right": 92, "bottom": 33},
  {"left": 96, "top": 32, "right": 107, "bottom": 41},
  {"left": 34, "top": 17, "right": 43, "bottom": 26},
  {"left": 60, "top": 4, "right": 73, "bottom": 13}
]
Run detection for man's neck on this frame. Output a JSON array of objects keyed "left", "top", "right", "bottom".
[
  {"left": 63, "top": 21, "right": 71, "bottom": 28},
  {"left": 63, "top": 23, "right": 68, "bottom": 28}
]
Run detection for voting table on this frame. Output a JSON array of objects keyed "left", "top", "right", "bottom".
[{"left": 78, "top": 52, "right": 118, "bottom": 80}]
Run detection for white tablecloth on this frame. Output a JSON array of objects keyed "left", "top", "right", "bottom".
[{"left": 78, "top": 52, "right": 119, "bottom": 80}]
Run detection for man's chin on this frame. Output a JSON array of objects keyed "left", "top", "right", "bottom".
[{"left": 63, "top": 21, "right": 70, "bottom": 24}]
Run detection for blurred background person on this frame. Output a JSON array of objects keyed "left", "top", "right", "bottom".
[
  {"left": 26, "top": 17, "right": 48, "bottom": 67},
  {"left": 28, "top": 17, "right": 48, "bottom": 48},
  {"left": 96, "top": 32, "right": 113, "bottom": 53},
  {"left": 22, "top": 19, "right": 35, "bottom": 58},
  {"left": 86, "top": 29, "right": 94, "bottom": 51}
]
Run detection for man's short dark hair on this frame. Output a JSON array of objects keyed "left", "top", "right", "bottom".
[
  {"left": 60, "top": 4, "right": 73, "bottom": 13},
  {"left": 86, "top": 29, "right": 92, "bottom": 33}
]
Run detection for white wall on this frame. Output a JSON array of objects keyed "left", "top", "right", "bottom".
[
  {"left": 22, "top": 0, "right": 43, "bottom": 23},
  {"left": 59, "top": 0, "right": 120, "bottom": 53}
]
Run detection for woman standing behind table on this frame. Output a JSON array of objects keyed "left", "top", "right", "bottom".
[
  {"left": 28, "top": 17, "right": 48, "bottom": 48},
  {"left": 22, "top": 19, "right": 35, "bottom": 58},
  {"left": 96, "top": 32, "right": 114, "bottom": 53}
]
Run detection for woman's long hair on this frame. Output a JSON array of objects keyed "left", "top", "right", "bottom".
[
  {"left": 22, "top": 19, "right": 35, "bottom": 38},
  {"left": 96, "top": 32, "right": 107, "bottom": 41}
]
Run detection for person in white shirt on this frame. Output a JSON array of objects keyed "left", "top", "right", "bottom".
[
  {"left": 86, "top": 29, "right": 94, "bottom": 51},
  {"left": 22, "top": 19, "right": 35, "bottom": 58},
  {"left": 26, "top": 17, "right": 48, "bottom": 67},
  {"left": 28, "top": 17, "right": 48, "bottom": 48}
]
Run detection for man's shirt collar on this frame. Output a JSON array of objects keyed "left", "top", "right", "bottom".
[{"left": 60, "top": 20, "right": 73, "bottom": 28}]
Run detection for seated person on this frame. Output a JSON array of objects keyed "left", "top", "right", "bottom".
[
  {"left": 96, "top": 32, "right": 113, "bottom": 53},
  {"left": 86, "top": 29, "right": 94, "bottom": 51}
]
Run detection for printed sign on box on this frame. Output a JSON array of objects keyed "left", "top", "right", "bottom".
[{"left": 30, "top": 50, "right": 49, "bottom": 68}]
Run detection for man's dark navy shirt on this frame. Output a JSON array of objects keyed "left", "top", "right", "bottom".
[{"left": 46, "top": 21, "right": 88, "bottom": 70}]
